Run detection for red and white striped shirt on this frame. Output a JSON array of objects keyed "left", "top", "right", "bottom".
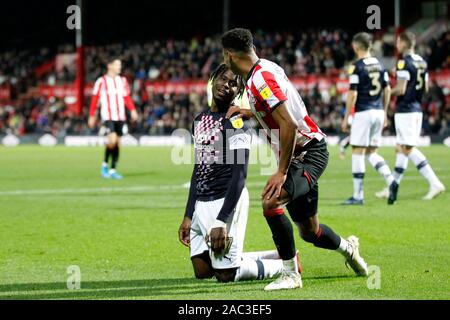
[
  {"left": 89, "top": 75, "right": 136, "bottom": 121},
  {"left": 245, "top": 59, "right": 325, "bottom": 152}
]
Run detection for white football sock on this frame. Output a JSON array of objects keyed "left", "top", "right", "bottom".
[
  {"left": 234, "top": 257, "right": 284, "bottom": 281},
  {"left": 394, "top": 153, "right": 409, "bottom": 184},
  {"left": 282, "top": 256, "right": 299, "bottom": 273},
  {"left": 336, "top": 237, "right": 354, "bottom": 259},
  {"left": 242, "top": 250, "right": 280, "bottom": 260},
  {"left": 352, "top": 154, "right": 365, "bottom": 200},
  {"left": 408, "top": 149, "right": 441, "bottom": 187},
  {"left": 367, "top": 153, "right": 395, "bottom": 186}
]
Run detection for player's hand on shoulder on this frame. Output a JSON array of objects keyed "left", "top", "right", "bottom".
[
  {"left": 226, "top": 105, "right": 253, "bottom": 120},
  {"left": 178, "top": 216, "right": 192, "bottom": 247}
]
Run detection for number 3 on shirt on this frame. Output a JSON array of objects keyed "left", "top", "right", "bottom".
[{"left": 369, "top": 72, "right": 381, "bottom": 96}]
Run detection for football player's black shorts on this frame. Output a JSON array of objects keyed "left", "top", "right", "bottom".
[
  {"left": 283, "top": 139, "right": 329, "bottom": 222},
  {"left": 103, "top": 121, "right": 125, "bottom": 137}
]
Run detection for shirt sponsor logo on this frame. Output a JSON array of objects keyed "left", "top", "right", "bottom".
[
  {"left": 348, "top": 65, "right": 356, "bottom": 75},
  {"left": 258, "top": 85, "right": 272, "bottom": 100}
]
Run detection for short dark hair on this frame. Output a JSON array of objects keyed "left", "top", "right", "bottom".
[
  {"left": 209, "top": 63, "right": 245, "bottom": 98},
  {"left": 107, "top": 56, "right": 121, "bottom": 64},
  {"left": 352, "top": 32, "right": 372, "bottom": 51},
  {"left": 221, "top": 28, "right": 254, "bottom": 53},
  {"left": 398, "top": 31, "right": 416, "bottom": 49}
]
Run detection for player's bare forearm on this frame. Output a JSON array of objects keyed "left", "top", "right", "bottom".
[
  {"left": 391, "top": 79, "right": 407, "bottom": 96},
  {"left": 262, "top": 103, "right": 297, "bottom": 200},
  {"left": 383, "top": 86, "right": 392, "bottom": 113},
  {"left": 88, "top": 116, "right": 97, "bottom": 129},
  {"left": 178, "top": 216, "right": 191, "bottom": 247},
  {"left": 345, "top": 90, "right": 357, "bottom": 118},
  {"left": 342, "top": 90, "right": 356, "bottom": 133},
  {"left": 272, "top": 103, "right": 297, "bottom": 175}
]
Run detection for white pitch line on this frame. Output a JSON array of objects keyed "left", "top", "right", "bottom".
[
  {"left": 0, "top": 175, "right": 447, "bottom": 197},
  {"left": 0, "top": 185, "right": 183, "bottom": 196}
]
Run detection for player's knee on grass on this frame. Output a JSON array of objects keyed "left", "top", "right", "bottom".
[
  {"left": 191, "top": 255, "right": 214, "bottom": 279},
  {"left": 214, "top": 268, "right": 237, "bottom": 283}
]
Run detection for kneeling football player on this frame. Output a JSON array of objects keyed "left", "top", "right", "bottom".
[{"left": 178, "top": 64, "right": 289, "bottom": 283}]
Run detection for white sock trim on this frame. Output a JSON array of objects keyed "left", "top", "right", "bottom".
[{"left": 282, "top": 256, "right": 298, "bottom": 273}]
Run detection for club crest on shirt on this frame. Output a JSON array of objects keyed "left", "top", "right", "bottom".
[
  {"left": 397, "top": 60, "right": 405, "bottom": 70},
  {"left": 230, "top": 115, "right": 244, "bottom": 129}
]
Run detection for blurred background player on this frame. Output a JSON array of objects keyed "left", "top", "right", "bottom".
[
  {"left": 222, "top": 28, "right": 368, "bottom": 291},
  {"left": 88, "top": 58, "right": 139, "bottom": 180},
  {"left": 179, "top": 64, "right": 286, "bottom": 283},
  {"left": 376, "top": 32, "right": 445, "bottom": 201},
  {"left": 342, "top": 32, "right": 398, "bottom": 205}
]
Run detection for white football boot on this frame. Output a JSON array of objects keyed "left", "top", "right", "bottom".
[
  {"left": 264, "top": 270, "right": 302, "bottom": 291},
  {"left": 345, "top": 236, "right": 368, "bottom": 277},
  {"left": 423, "top": 182, "right": 445, "bottom": 200},
  {"left": 375, "top": 187, "right": 389, "bottom": 199}
]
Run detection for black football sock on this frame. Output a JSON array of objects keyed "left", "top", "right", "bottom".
[
  {"left": 312, "top": 224, "right": 341, "bottom": 250},
  {"left": 264, "top": 209, "right": 296, "bottom": 260},
  {"left": 111, "top": 145, "right": 120, "bottom": 169},
  {"left": 104, "top": 147, "right": 113, "bottom": 164}
]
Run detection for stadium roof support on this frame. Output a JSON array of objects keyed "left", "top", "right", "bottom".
[
  {"left": 223, "top": 0, "right": 230, "bottom": 33},
  {"left": 76, "top": 0, "right": 85, "bottom": 116}
]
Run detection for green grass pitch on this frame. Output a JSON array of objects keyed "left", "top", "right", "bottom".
[{"left": 0, "top": 145, "right": 448, "bottom": 300}]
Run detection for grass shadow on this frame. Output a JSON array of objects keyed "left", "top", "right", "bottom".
[
  {"left": 0, "top": 274, "right": 360, "bottom": 300},
  {"left": 0, "top": 277, "right": 267, "bottom": 300}
]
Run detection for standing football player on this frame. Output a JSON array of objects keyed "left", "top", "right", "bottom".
[
  {"left": 179, "top": 64, "right": 287, "bottom": 283},
  {"left": 221, "top": 28, "right": 368, "bottom": 291},
  {"left": 88, "top": 58, "right": 138, "bottom": 180},
  {"left": 376, "top": 32, "right": 445, "bottom": 200},
  {"left": 342, "top": 32, "right": 398, "bottom": 205}
]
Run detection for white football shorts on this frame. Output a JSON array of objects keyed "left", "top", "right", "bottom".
[
  {"left": 395, "top": 112, "right": 423, "bottom": 147},
  {"left": 190, "top": 187, "right": 249, "bottom": 270},
  {"left": 350, "top": 109, "right": 385, "bottom": 147}
]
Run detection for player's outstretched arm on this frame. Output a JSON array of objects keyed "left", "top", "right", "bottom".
[
  {"left": 210, "top": 148, "right": 250, "bottom": 254},
  {"left": 179, "top": 164, "right": 198, "bottom": 247},
  {"left": 391, "top": 79, "right": 408, "bottom": 96},
  {"left": 383, "top": 85, "right": 392, "bottom": 128},
  {"left": 88, "top": 78, "right": 103, "bottom": 128},
  {"left": 342, "top": 90, "right": 357, "bottom": 133},
  {"left": 262, "top": 102, "right": 297, "bottom": 200}
]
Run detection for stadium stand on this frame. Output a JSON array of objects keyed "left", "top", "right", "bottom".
[{"left": 0, "top": 29, "right": 449, "bottom": 137}]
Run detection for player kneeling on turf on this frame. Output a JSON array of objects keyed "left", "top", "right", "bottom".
[{"left": 178, "top": 64, "right": 285, "bottom": 283}]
